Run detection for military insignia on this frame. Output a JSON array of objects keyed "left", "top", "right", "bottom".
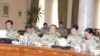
[
  {"left": 78, "top": 34, "right": 82, "bottom": 36},
  {"left": 96, "top": 40, "right": 99, "bottom": 43},
  {"left": 45, "top": 32, "right": 50, "bottom": 35},
  {"left": 68, "top": 34, "right": 72, "bottom": 36},
  {"left": 13, "top": 29, "right": 17, "bottom": 31},
  {"left": 94, "top": 37, "right": 100, "bottom": 43},
  {"left": 34, "top": 31, "right": 37, "bottom": 33},
  {"left": 95, "top": 39, "right": 100, "bottom": 43},
  {"left": 81, "top": 36, "right": 85, "bottom": 39}
]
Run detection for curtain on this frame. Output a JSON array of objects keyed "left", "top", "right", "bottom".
[
  {"left": 71, "top": 0, "right": 79, "bottom": 26},
  {"left": 58, "top": 0, "right": 68, "bottom": 27},
  {"left": 30, "top": 0, "right": 39, "bottom": 8}
]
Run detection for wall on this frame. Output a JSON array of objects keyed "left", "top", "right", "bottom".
[{"left": 0, "top": 0, "right": 29, "bottom": 30}]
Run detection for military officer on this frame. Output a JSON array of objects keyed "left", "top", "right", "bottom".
[
  {"left": 84, "top": 28, "right": 100, "bottom": 47},
  {"left": 40, "top": 23, "right": 49, "bottom": 34},
  {"left": 22, "top": 24, "right": 39, "bottom": 43},
  {"left": 57, "top": 22, "right": 67, "bottom": 35},
  {"left": 41, "top": 25, "right": 60, "bottom": 44},
  {"left": 32, "top": 22, "right": 40, "bottom": 32},
  {"left": 5, "top": 20, "right": 20, "bottom": 40},
  {"left": 66, "top": 25, "right": 83, "bottom": 46}
]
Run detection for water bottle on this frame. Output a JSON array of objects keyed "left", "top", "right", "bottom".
[
  {"left": 22, "top": 35, "right": 29, "bottom": 45},
  {"left": 80, "top": 40, "right": 89, "bottom": 52}
]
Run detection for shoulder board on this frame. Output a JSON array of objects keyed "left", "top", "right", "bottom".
[
  {"left": 78, "top": 33, "right": 83, "bottom": 36},
  {"left": 45, "top": 32, "right": 50, "bottom": 35},
  {"left": 68, "top": 34, "right": 73, "bottom": 36},
  {"left": 12, "top": 29, "right": 17, "bottom": 31},
  {"left": 93, "top": 36, "right": 100, "bottom": 43},
  {"left": 34, "top": 31, "right": 37, "bottom": 33}
]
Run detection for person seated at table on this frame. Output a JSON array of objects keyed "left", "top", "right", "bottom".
[
  {"left": 66, "top": 25, "right": 83, "bottom": 46},
  {"left": 5, "top": 20, "right": 20, "bottom": 40},
  {"left": 41, "top": 25, "right": 60, "bottom": 44},
  {"left": 22, "top": 24, "right": 39, "bottom": 43},
  {"left": 57, "top": 22, "right": 67, "bottom": 35},
  {"left": 40, "top": 23, "right": 49, "bottom": 34},
  {"left": 32, "top": 21, "right": 40, "bottom": 32},
  {"left": 84, "top": 28, "right": 100, "bottom": 48}
]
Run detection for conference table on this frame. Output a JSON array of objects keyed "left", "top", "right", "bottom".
[{"left": 0, "top": 43, "right": 91, "bottom": 56}]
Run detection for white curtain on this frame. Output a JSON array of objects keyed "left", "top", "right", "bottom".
[
  {"left": 94, "top": 0, "right": 100, "bottom": 29},
  {"left": 37, "top": 0, "right": 45, "bottom": 29},
  {"left": 38, "top": 0, "right": 58, "bottom": 29},
  {"left": 97, "top": 0, "right": 100, "bottom": 29}
]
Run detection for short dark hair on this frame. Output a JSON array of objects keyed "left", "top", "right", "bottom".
[
  {"left": 85, "top": 28, "right": 94, "bottom": 34},
  {"left": 59, "top": 21, "right": 63, "bottom": 24},
  {"left": 5, "top": 20, "right": 13, "bottom": 25},
  {"left": 25, "top": 24, "right": 33, "bottom": 29},
  {"left": 50, "top": 24, "right": 57, "bottom": 29},
  {"left": 43, "top": 23, "right": 47, "bottom": 25},
  {"left": 71, "top": 25, "right": 79, "bottom": 30}
]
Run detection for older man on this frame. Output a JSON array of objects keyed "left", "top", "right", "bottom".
[
  {"left": 41, "top": 25, "right": 60, "bottom": 44},
  {"left": 22, "top": 24, "right": 39, "bottom": 43},
  {"left": 57, "top": 22, "right": 67, "bottom": 35},
  {"left": 40, "top": 23, "right": 49, "bottom": 34}
]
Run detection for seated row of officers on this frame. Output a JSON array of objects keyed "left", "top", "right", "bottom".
[{"left": 3, "top": 20, "right": 100, "bottom": 49}]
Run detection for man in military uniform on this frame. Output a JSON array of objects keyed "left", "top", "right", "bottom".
[
  {"left": 66, "top": 25, "right": 83, "bottom": 45},
  {"left": 57, "top": 22, "right": 67, "bottom": 35},
  {"left": 41, "top": 25, "right": 60, "bottom": 44},
  {"left": 5, "top": 20, "right": 20, "bottom": 40},
  {"left": 85, "top": 36, "right": 100, "bottom": 47},
  {"left": 22, "top": 24, "right": 39, "bottom": 43},
  {"left": 32, "top": 22, "right": 40, "bottom": 32},
  {"left": 40, "top": 23, "right": 49, "bottom": 34},
  {"left": 84, "top": 28, "right": 100, "bottom": 47}
]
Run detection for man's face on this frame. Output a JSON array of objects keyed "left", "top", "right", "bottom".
[
  {"left": 71, "top": 28, "right": 78, "bottom": 35},
  {"left": 84, "top": 31, "right": 92, "bottom": 39},
  {"left": 50, "top": 26, "right": 56, "bottom": 34},
  {"left": 32, "top": 22, "right": 36, "bottom": 27},
  {"left": 5, "top": 22, "right": 12, "bottom": 30},
  {"left": 26, "top": 28, "right": 33, "bottom": 34},
  {"left": 59, "top": 24, "right": 63, "bottom": 28},
  {"left": 44, "top": 25, "right": 47, "bottom": 28}
]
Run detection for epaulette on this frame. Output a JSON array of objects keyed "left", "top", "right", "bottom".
[
  {"left": 56, "top": 32, "right": 61, "bottom": 36},
  {"left": 93, "top": 37, "right": 100, "bottom": 43},
  {"left": 12, "top": 29, "right": 17, "bottom": 31},
  {"left": 34, "top": 31, "right": 38, "bottom": 33},
  {"left": 45, "top": 32, "right": 50, "bottom": 35},
  {"left": 78, "top": 34, "right": 82, "bottom": 37},
  {"left": 96, "top": 39, "right": 100, "bottom": 43},
  {"left": 68, "top": 34, "right": 73, "bottom": 36}
]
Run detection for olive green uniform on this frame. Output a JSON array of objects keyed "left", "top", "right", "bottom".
[
  {"left": 42, "top": 32, "right": 60, "bottom": 44},
  {"left": 6, "top": 28, "right": 19, "bottom": 39},
  {"left": 57, "top": 27, "right": 67, "bottom": 34},
  {"left": 33, "top": 26, "right": 40, "bottom": 32},
  {"left": 66, "top": 34, "right": 83, "bottom": 45},
  {"left": 84, "top": 36, "right": 100, "bottom": 47},
  {"left": 40, "top": 28, "right": 49, "bottom": 33},
  {"left": 23, "top": 31, "right": 39, "bottom": 41}
]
